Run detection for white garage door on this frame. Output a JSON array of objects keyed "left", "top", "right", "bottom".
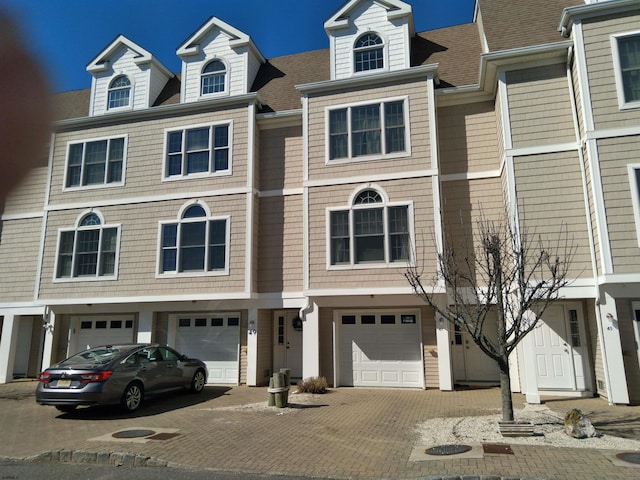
[
  {"left": 338, "top": 312, "right": 423, "bottom": 388},
  {"left": 75, "top": 318, "right": 135, "bottom": 352},
  {"left": 174, "top": 315, "right": 240, "bottom": 384}
]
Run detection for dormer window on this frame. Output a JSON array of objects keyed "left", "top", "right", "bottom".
[
  {"left": 354, "top": 33, "right": 384, "bottom": 73},
  {"left": 201, "top": 60, "right": 226, "bottom": 95},
  {"left": 107, "top": 75, "right": 131, "bottom": 109}
]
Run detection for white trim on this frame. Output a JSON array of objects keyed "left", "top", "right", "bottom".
[
  {"left": 45, "top": 186, "right": 251, "bottom": 213},
  {"left": 39, "top": 291, "right": 253, "bottom": 306},
  {"left": 62, "top": 134, "right": 128, "bottom": 191},
  {"left": 599, "top": 272, "right": 640, "bottom": 284},
  {"left": 351, "top": 30, "right": 390, "bottom": 77},
  {"left": 302, "top": 96, "right": 311, "bottom": 292},
  {"left": 304, "top": 168, "right": 437, "bottom": 189},
  {"left": 627, "top": 164, "right": 640, "bottom": 247},
  {"left": 586, "top": 139, "right": 614, "bottom": 273},
  {"left": 324, "top": 95, "right": 411, "bottom": 164},
  {"left": 198, "top": 57, "right": 230, "bottom": 100},
  {"left": 572, "top": 23, "right": 595, "bottom": 133},
  {"left": 610, "top": 30, "right": 640, "bottom": 110},
  {"left": 246, "top": 103, "right": 255, "bottom": 294},
  {"left": 506, "top": 142, "right": 579, "bottom": 158},
  {"left": 586, "top": 124, "right": 640, "bottom": 140},
  {"left": 259, "top": 188, "right": 303, "bottom": 198},
  {"left": 440, "top": 169, "right": 502, "bottom": 182},
  {"left": 162, "top": 120, "right": 234, "bottom": 180},
  {"left": 0, "top": 212, "right": 44, "bottom": 221}
]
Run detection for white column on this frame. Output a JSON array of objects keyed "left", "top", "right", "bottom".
[
  {"left": 598, "top": 291, "right": 630, "bottom": 404},
  {"left": 435, "top": 313, "right": 453, "bottom": 391},
  {"left": 41, "top": 311, "right": 56, "bottom": 371},
  {"left": 0, "top": 313, "right": 19, "bottom": 383},
  {"left": 302, "top": 302, "right": 319, "bottom": 379},
  {"left": 246, "top": 307, "right": 258, "bottom": 386},
  {"left": 520, "top": 328, "right": 541, "bottom": 404},
  {"left": 136, "top": 310, "right": 153, "bottom": 343}
]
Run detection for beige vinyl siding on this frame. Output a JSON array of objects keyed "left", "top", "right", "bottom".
[
  {"left": 495, "top": 83, "right": 506, "bottom": 160},
  {"left": 506, "top": 64, "right": 575, "bottom": 149},
  {"left": 256, "top": 309, "right": 273, "bottom": 385},
  {"left": 307, "top": 81, "right": 431, "bottom": 181},
  {"left": 0, "top": 218, "right": 41, "bottom": 302},
  {"left": 442, "top": 177, "right": 505, "bottom": 286},
  {"left": 421, "top": 305, "right": 438, "bottom": 388},
  {"left": 307, "top": 178, "right": 436, "bottom": 290},
  {"left": 584, "top": 300, "right": 607, "bottom": 399},
  {"left": 259, "top": 125, "right": 303, "bottom": 192},
  {"left": 597, "top": 136, "right": 640, "bottom": 273},
  {"left": 439, "top": 101, "right": 501, "bottom": 175},
  {"left": 514, "top": 151, "right": 592, "bottom": 279},
  {"left": 571, "top": 58, "right": 586, "bottom": 140},
  {"left": 582, "top": 12, "right": 640, "bottom": 129},
  {"left": 50, "top": 107, "right": 250, "bottom": 206},
  {"left": 38, "top": 195, "right": 247, "bottom": 300},
  {"left": 617, "top": 299, "right": 640, "bottom": 404},
  {"left": 258, "top": 195, "right": 303, "bottom": 293},
  {"left": 3, "top": 164, "right": 48, "bottom": 215}
]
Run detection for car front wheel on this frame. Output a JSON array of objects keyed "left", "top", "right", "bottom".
[
  {"left": 121, "top": 382, "right": 143, "bottom": 412},
  {"left": 191, "top": 369, "right": 206, "bottom": 393}
]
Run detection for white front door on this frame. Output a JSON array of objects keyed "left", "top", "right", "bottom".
[
  {"left": 534, "top": 304, "right": 587, "bottom": 390},
  {"left": 273, "top": 311, "right": 303, "bottom": 380}
]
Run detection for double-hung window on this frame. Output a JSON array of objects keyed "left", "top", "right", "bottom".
[
  {"left": 329, "top": 189, "right": 411, "bottom": 267},
  {"left": 165, "top": 123, "right": 231, "bottom": 178},
  {"left": 612, "top": 32, "right": 640, "bottom": 108},
  {"left": 159, "top": 204, "right": 229, "bottom": 275},
  {"left": 354, "top": 33, "right": 384, "bottom": 73},
  {"left": 201, "top": 60, "right": 226, "bottom": 95},
  {"left": 107, "top": 75, "right": 131, "bottom": 109},
  {"left": 328, "top": 99, "right": 407, "bottom": 161},
  {"left": 56, "top": 212, "right": 119, "bottom": 280},
  {"left": 66, "top": 136, "right": 126, "bottom": 188}
]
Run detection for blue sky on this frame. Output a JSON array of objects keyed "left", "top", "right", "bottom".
[{"left": 0, "top": 0, "right": 476, "bottom": 93}]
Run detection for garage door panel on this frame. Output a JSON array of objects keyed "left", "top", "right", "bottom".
[
  {"left": 75, "top": 318, "right": 134, "bottom": 352},
  {"left": 175, "top": 315, "right": 239, "bottom": 385},
  {"left": 339, "top": 312, "right": 423, "bottom": 388}
]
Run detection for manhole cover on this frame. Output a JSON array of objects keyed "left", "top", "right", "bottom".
[
  {"left": 112, "top": 429, "right": 156, "bottom": 439},
  {"left": 616, "top": 452, "right": 640, "bottom": 464},
  {"left": 425, "top": 444, "right": 473, "bottom": 456}
]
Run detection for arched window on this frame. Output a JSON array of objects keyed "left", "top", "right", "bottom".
[
  {"left": 160, "top": 203, "right": 228, "bottom": 274},
  {"left": 354, "top": 33, "right": 384, "bottom": 73},
  {"left": 107, "top": 75, "right": 131, "bottom": 109},
  {"left": 201, "top": 60, "right": 226, "bottom": 95},
  {"left": 329, "top": 188, "right": 410, "bottom": 266},
  {"left": 56, "top": 212, "right": 119, "bottom": 279}
]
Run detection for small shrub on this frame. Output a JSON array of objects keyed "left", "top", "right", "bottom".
[{"left": 296, "top": 376, "right": 328, "bottom": 394}]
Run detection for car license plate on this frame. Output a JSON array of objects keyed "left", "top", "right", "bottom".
[{"left": 56, "top": 379, "right": 71, "bottom": 388}]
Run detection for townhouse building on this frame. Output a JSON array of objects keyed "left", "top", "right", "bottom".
[{"left": 1, "top": 0, "right": 639, "bottom": 405}]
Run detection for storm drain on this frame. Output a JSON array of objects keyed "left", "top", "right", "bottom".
[
  {"left": 616, "top": 452, "right": 640, "bottom": 465},
  {"left": 483, "top": 443, "right": 514, "bottom": 455},
  {"left": 425, "top": 444, "right": 473, "bottom": 456},
  {"left": 112, "top": 429, "right": 156, "bottom": 439}
]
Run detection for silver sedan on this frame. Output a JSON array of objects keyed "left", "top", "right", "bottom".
[{"left": 35, "top": 344, "right": 208, "bottom": 413}]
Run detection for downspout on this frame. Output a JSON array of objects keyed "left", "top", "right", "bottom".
[
  {"left": 566, "top": 47, "right": 614, "bottom": 404},
  {"left": 299, "top": 298, "right": 314, "bottom": 322}
]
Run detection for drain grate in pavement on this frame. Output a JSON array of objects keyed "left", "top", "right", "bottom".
[
  {"left": 112, "top": 429, "right": 156, "bottom": 439},
  {"left": 148, "top": 432, "right": 181, "bottom": 441},
  {"left": 616, "top": 452, "right": 640, "bottom": 465},
  {"left": 483, "top": 443, "right": 514, "bottom": 455},
  {"left": 425, "top": 444, "right": 473, "bottom": 456}
]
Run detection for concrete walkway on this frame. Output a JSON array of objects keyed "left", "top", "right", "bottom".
[{"left": 2, "top": 380, "right": 640, "bottom": 479}]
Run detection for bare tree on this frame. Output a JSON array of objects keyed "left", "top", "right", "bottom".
[{"left": 405, "top": 210, "right": 575, "bottom": 422}]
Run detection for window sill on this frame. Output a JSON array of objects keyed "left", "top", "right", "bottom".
[
  {"left": 327, "top": 261, "right": 412, "bottom": 271},
  {"left": 63, "top": 182, "right": 124, "bottom": 192},
  {"left": 326, "top": 150, "right": 411, "bottom": 166},
  {"left": 156, "top": 270, "right": 229, "bottom": 278},
  {"left": 162, "top": 171, "right": 232, "bottom": 182},
  {"left": 53, "top": 275, "right": 118, "bottom": 283},
  {"left": 619, "top": 100, "right": 640, "bottom": 110}
]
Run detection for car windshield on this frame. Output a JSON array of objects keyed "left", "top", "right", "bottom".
[{"left": 57, "top": 346, "right": 133, "bottom": 367}]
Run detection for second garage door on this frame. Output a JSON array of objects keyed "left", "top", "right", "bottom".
[
  {"left": 338, "top": 311, "right": 423, "bottom": 388},
  {"left": 174, "top": 314, "right": 240, "bottom": 384}
]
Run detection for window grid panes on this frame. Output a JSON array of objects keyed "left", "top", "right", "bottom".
[
  {"left": 354, "top": 33, "right": 384, "bottom": 72},
  {"left": 328, "top": 100, "right": 405, "bottom": 161},
  {"left": 66, "top": 137, "right": 125, "bottom": 188},
  {"left": 108, "top": 76, "right": 131, "bottom": 109},
  {"left": 56, "top": 214, "right": 119, "bottom": 279},
  {"left": 329, "top": 190, "right": 410, "bottom": 267},
  {"left": 201, "top": 60, "right": 226, "bottom": 95},
  {"left": 165, "top": 125, "right": 230, "bottom": 177},
  {"left": 618, "top": 35, "right": 640, "bottom": 103},
  {"left": 160, "top": 208, "right": 228, "bottom": 274}
]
